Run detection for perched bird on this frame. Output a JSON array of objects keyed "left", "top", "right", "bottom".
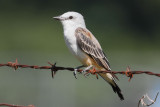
[{"left": 53, "top": 11, "right": 124, "bottom": 100}]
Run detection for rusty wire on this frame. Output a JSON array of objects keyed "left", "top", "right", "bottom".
[
  {"left": 0, "top": 59, "right": 160, "bottom": 81},
  {"left": 0, "top": 103, "right": 34, "bottom": 107},
  {"left": 0, "top": 59, "right": 160, "bottom": 107}
]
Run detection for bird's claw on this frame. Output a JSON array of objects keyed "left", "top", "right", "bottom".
[
  {"left": 73, "top": 65, "right": 93, "bottom": 78},
  {"left": 82, "top": 65, "right": 93, "bottom": 77},
  {"left": 73, "top": 69, "right": 78, "bottom": 79},
  {"left": 83, "top": 72, "right": 90, "bottom": 77}
]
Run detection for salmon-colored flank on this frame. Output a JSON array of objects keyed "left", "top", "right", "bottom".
[{"left": 80, "top": 53, "right": 104, "bottom": 70}]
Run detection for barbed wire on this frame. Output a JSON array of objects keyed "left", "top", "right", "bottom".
[
  {"left": 0, "top": 59, "right": 159, "bottom": 107},
  {"left": 0, "top": 103, "right": 34, "bottom": 107},
  {"left": 0, "top": 59, "right": 160, "bottom": 81}
]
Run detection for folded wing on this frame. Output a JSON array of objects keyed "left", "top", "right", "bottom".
[{"left": 75, "top": 27, "right": 111, "bottom": 71}]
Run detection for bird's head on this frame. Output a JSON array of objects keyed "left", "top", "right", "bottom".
[{"left": 53, "top": 11, "right": 86, "bottom": 29}]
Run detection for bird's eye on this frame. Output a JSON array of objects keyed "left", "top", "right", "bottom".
[{"left": 69, "top": 16, "right": 73, "bottom": 19}]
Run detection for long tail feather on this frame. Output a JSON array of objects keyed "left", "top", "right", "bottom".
[{"left": 99, "top": 73, "right": 124, "bottom": 100}]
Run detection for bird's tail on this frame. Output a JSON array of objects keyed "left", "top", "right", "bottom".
[{"left": 98, "top": 73, "right": 124, "bottom": 100}]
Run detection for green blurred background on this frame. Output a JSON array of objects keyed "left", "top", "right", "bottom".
[{"left": 0, "top": 0, "right": 160, "bottom": 107}]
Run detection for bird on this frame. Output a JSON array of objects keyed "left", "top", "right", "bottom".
[{"left": 53, "top": 11, "right": 124, "bottom": 100}]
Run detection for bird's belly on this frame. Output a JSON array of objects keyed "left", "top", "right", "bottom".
[
  {"left": 64, "top": 33, "right": 103, "bottom": 69},
  {"left": 65, "top": 40, "right": 89, "bottom": 65},
  {"left": 66, "top": 43, "right": 88, "bottom": 64}
]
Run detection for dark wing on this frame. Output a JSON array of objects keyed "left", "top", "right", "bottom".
[{"left": 75, "top": 27, "right": 111, "bottom": 71}]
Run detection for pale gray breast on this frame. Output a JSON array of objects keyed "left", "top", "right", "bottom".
[
  {"left": 63, "top": 30, "right": 88, "bottom": 61},
  {"left": 63, "top": 29, "right": 78, "bottom": 55}
]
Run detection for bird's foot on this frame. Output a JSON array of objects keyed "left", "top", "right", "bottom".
[
  {"left": 82, "top": 65, "right": 93, "bottom": 77},
  {"left": 83, "top": 67, "right": 99, "bottom": 79},
  {"left": 73, "top": 69, "right": 78, "bottom": 79},
  {"left": 88, "top": 67, "right": 96, "bottom": 74},
  {"left": 73, "top": 65, "right": 85, "bottom": 79}
]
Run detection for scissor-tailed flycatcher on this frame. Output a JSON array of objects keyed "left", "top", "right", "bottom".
[{"left": 53, "top": 11, "right": 124, "bottom": 100}]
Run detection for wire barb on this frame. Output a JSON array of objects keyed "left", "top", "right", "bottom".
[
  {"left": 125, "top": 66, "right": 133, "bottom": 81},
  {"left": 48, "top": 62, "right": 57, "bottom": 78},
  {"left": 7, "top": 58, "right": 19, "bottom": 70},
  {"left": 138, "top": 92, "right": 159, "bottom": 107}
]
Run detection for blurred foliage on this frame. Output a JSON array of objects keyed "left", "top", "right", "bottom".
[
  {"left": 0, "top": 0, "right": 160, "bottom": 52},
  {"left": 0, "top": 0, "right": 160, "bottom": 107}
]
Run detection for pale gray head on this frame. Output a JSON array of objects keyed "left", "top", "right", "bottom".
[{"left": 53, "top": 11, "right": 86, "bottom": 29}]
